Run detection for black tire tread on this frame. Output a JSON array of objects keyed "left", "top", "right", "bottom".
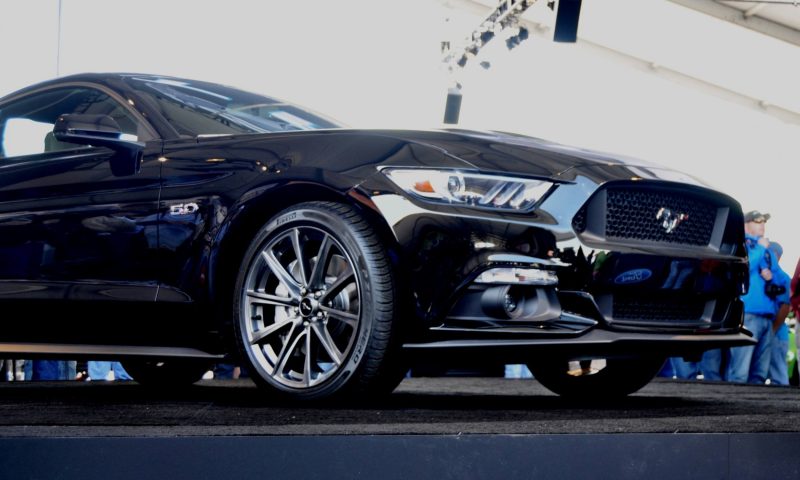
[
  {"left": 235, "top": 201, "right": 404, "bottom": 400},
  {"left": 308, "top": 201, "right": 400, "bottom": 396}
]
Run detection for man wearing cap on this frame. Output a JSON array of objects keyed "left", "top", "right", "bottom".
[
  {"left": 727, "top": 210, "right": 776, "bottom": 383},
  {"left": 766, "top": 242, "right": 791, "bottom": 385}
]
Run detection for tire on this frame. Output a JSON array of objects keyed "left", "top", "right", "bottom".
[
  {"left": 122, "top": 360, "right": 211, "bottom": 387},
  {"left": 527, "top": 356, "right": 666, "bottom": 398},
  {"left": 233, "top": 201, "right": 402, "bottom": 400}
]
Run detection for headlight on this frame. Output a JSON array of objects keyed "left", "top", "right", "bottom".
[{"left": 382, "top": 168, "right": 554, "bottom": 211}]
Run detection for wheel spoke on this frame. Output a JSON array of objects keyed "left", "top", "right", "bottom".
[
  {"left": 308, "top": 234, "right": 333, "bottom": 290},
  {"left": 320, "top": 270, "right": 355, "bottom": 303},
  {"left": 311, "top": 322, "right": 343, "bottom": 366},
  {"left": 290, "top": 228, "right": 309, "bottom": 286},
  {"left": 263, "top": 250, "right": 302, "bottom": 299},
  {"left": 273, "top": 321, "right": 304, "bottom": 378},
  {"left": 246, "top": 290, "right": 296, "bottom": 308},
  {"left": 250, "top": 317, "right": 295, "bottom": 345},
  {"left": 304, "top": 325, "right": 312, "bottom": 387},
  {"left": 320, "top": 306, "right": 359, "bottom": 328},
  {"left": 243, "top": 221, "right": 366, "bottom": 391}
]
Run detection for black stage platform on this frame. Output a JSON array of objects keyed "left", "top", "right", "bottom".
[{"left": 0, "top": 378, "right": 798, "bottom": 479}]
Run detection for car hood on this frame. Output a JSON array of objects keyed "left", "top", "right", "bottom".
[
  {"left": 348, "top": 128, "right": 707, "bottom": 186},
  {"left": 187, "top": 127, "right": 706, "bottom": 186}
]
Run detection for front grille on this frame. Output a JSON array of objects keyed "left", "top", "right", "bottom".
[
  {"left": 605, "top": 188, "right": 716, "bottom": 246},
  {"left": 612, "top": 295, "right": 706, "bottom": 324}
]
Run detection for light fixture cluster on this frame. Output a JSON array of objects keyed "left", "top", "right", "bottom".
[
  {"left": 442, "top": 0, "right": 582, "bottom": 124},
  {"left": 448, "top": 0, "right": 537, "bottom": 69},
  {"left": 505, "top": 26, "right": 530, "bottom": 50}
]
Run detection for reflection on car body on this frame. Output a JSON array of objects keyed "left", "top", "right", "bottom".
[{"left": 0, "top": 73, "right": 753, "bottom": 399}]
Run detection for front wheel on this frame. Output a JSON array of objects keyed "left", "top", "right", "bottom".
[
  {"left": 233, "top": 202, "right": 403, "bottom": 401},
  {"left": 527, "top": 356, "right": 665, "bottom": 398}
]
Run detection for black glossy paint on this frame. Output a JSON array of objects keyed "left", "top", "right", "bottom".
[{"left": 0, "top": 73, "right": 750, "bottom": 360}]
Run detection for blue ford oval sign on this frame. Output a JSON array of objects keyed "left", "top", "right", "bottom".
[{"left": 614, "top": 269, "right": 653, "bottom": 285}]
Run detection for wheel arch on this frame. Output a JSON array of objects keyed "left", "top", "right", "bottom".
[{"left": 208, "top": 182, "right": 407, "bottom": 347}]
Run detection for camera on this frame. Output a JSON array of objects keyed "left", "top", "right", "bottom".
[{"left": 764, "top": 282, "right": 786, "bottom": 299}]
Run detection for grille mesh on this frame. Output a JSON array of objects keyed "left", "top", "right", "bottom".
[
  {"left": 612, "top": 296, "right": 706, "bottom": 324},
  {"left": 572, "top": 207, "right": 587, "bottom": 234},
  {"left": 605, "top": 189, "right": 716, "bottom": 246}
]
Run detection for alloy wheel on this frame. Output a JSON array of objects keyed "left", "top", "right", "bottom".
[{"left": 241, "top": 226, "right": 361, "bottom": 389}]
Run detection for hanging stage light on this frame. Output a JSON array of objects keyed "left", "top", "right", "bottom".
[
  {"left": 554, "top": 0, "right": 583, "bottom": 43},
  {"left": 446, "top": 1, "right": 538, "bottom": 68},
  {"left": 447, "top": 0, "right": 583, "bottom": 69},
  {"left": 506, "top": 36, "right": 519, "bottom": 50},
  {"left": 443, "top": 87, "right": 462, "bottom": 124},
  {"left": 442, "top": 0, "right": 581, "bottom": 124},
  {"left": 505, "top": 26, "right": 529, "bottom": 51}
]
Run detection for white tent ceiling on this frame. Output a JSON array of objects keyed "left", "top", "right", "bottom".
[{"left": 671, "top": 0, "right": 800, "bottom": 46}]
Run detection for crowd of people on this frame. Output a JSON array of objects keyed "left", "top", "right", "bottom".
[
  {"left": 1, "top": 359, "right": 243, "bottom": 383},
  {"left": 662, "top": 210, "right": 798, "bottom": 385},
  {"left": 1, "top": 360, "right": 133, "bottom": 382}
]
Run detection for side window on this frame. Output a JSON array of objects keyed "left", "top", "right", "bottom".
[
  {"left": 0, "top": 87, "right": 144, "bottom": 160},
  {"left": 1, "top": 118, "right": 55, "bottom": 157}
]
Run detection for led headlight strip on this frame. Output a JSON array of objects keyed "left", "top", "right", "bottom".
[{"left": 382, "top": 168, "right": 554, "bottom": 211}]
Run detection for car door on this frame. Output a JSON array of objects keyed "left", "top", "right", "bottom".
[{"left": 0, "top": 86, "right": 163, "bottom": 344}]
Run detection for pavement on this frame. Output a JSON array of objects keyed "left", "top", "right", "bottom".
[{"left": 0, "top": 377, "right": 798, "bottom": 437}]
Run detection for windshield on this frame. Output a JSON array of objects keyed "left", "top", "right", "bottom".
[{"left": 125, "top": 76, "right": 341, "bottom": 137}]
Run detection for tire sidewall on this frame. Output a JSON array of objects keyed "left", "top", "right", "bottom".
[{"left": 233, "top": 205, "right": 378, "bottom": 399}]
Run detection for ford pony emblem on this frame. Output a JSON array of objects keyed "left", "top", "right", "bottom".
[{"left": 656, "top": 207, "right": 688, "bottom": 234}]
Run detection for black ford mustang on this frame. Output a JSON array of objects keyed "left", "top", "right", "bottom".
[{"left": 0, "top": 73, "right": 752, "bottom": 398}]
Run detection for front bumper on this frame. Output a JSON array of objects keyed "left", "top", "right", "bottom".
[
  {"left": 404, "top": 330, "right": 755, "bottom": 364},
  {"left": 364, "top": 168, "right": 748, "bottom": 359}
]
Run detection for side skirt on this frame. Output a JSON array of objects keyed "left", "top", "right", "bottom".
[{"left": 0, "top": 343, "right": 225, "bottom": 361}]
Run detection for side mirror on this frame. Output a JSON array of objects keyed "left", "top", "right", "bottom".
[{"left": 53, "top": 114, "right": 144, "bottom": 176}]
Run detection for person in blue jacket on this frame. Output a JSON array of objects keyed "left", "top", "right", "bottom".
[
  {"left": 727, "top": 210, "right": 776, "bottom": 384},
  {"left": 765, "top": 242, "right": 792, "bottom": 385}
]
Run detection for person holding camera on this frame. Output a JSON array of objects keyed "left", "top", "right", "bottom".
[
  {"left": 726, "top": 211, "right": 778, "bottom": 384},
  {"left": 765, "top": 242, "right": 791, "bottom": 385}
]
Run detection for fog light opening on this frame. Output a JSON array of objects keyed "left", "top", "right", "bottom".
[
  {"left": 504, "top": 291, "right": 519, "bottom": 315},
  {"left": 481, "top": 285, "right": 526, "bottom": 319}
]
